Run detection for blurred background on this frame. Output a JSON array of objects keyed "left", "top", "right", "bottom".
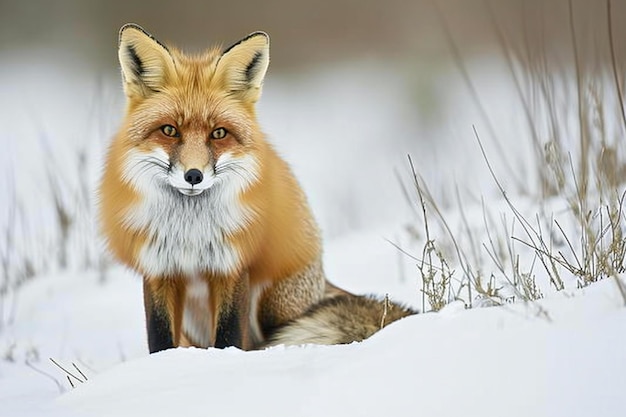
[
  {"left": 0, "top": 0, "right": 624, "bottom": 284},
  {"left": 2, "top": 0, "right": 624, "bottom": 71}
]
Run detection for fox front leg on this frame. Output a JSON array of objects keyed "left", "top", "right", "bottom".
[
  {"left": 211, "top": 272, "right": 250, "bottom": 349},
  {"left": 143, "top": 277, "right": 184, "bottom": 353}
]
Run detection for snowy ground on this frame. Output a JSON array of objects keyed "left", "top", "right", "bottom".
[
  {"left": 1, "top": 53, "right": 625, "bottom": 416},
  {"left": 2, "top": 243, "right": 625, "bottom": 417}
]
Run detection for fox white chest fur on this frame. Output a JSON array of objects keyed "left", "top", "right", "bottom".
[{"left": 121, "top": 147, "right": 260, "bottom": 277}]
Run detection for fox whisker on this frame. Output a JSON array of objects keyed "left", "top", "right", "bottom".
[
  {"left": 135, "top": 162, "right": 163, "bottom": 179},
  {"left": 216, "top": 162, "right": 254, "bottom": 184},
  {"left": 141, "top": 156, "right": 169, "bottom": 171}
]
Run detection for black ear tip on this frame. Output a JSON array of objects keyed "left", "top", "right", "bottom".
[
  {"left": 221, "top": 31, "right": 270, "bottom": 56},
  {"left": 251, "top": 31, "right": 270, "bottom": 43},
  {"left": 119, "top": 23, "right": 151, "bottom": 43},
  {"left": 120, "top": 23, "right": 146, "bottom": 33},
  {"left": 242, "top": 31, "right": 270, "bottom": 46}
]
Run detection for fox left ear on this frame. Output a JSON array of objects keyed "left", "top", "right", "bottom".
[
  {"left": 118, "top": 24, "right": 176, "bottom": 100},
  {"left": 215, "top": 32, "right": 270, "bottom": 104}
]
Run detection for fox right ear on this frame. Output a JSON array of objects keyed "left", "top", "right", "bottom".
[
  {"left": 215, "top": 32, "right": 270, "bottom": 105},
  {"left": 118, "top": 24, "right": 176, "bottom": 99}
]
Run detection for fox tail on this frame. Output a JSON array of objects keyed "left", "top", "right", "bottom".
[{"left": 265, "top": 294, "right": 416, "bottom": 347}]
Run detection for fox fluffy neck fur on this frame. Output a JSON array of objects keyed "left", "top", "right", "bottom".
[{"left": 99, "top": 24, "right": 415, "bottom": 352}]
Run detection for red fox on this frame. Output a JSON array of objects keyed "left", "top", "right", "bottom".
[{"left": 99, "top": 24, "right": 415, "bottom": 352}]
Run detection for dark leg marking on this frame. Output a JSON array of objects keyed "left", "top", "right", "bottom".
[
  {"left": 215, "top": 304, "right": 242, "bottom": 349},
  {"left": 143, "top": 280, "right": 174, "bottom": 354}
]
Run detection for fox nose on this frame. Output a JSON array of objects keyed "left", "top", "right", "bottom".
[{"left": 184, "top": 169, "right": 203, "bottom": 185}]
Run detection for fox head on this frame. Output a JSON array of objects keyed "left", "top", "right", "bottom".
[{"left": 117, "top": 24, "right": 269, "bottom": 197}]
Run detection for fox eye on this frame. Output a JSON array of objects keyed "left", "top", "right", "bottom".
[
  {"left": 161, "top": 125, "right": 179, "bottom": 138},
  {"left": 210, "top": 127, "right": 227, "bottom": 140}
]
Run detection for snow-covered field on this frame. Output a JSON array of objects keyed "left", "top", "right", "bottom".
[
  {"left": 1, "top": 52, "right": 625, "bottom": 416},
  {"left": 3, "top": 245, "right": 625, "bottom": 417}
]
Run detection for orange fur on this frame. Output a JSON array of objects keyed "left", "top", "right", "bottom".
[
  {"left": 99, "top": 25, "right": 326, "bottom": 350},
  {"left": 100, "top": 25, "right": 415, "bottom": 352}
]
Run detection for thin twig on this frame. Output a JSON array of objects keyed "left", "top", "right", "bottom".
[
  {"left": 554, "top": 219, "right": 583, "bottom": 271},
  {"left": 474, "top": 125, "right": 564, "bottom": 290},
  {"left": 380, "top": 294, "right": 390, "bottom": 329},
  {"left": 606, "top": 0, "right": 626, "bottom": 132},
  {"left": 49, "top": 358, "right": 84, "bottom": 384},
  {"left": 73, "top": 362, "right": 88, "bottom": 381}
]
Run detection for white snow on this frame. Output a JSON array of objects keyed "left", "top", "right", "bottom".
[
  {"left": 1, "top": 53, "right": 625, "bottom": 417},
  {"left": 57, "top": 294, "right": 626, "bottom": 417},
  {"left": 3, "top": 265, "right": 625, "bottom": 417}
]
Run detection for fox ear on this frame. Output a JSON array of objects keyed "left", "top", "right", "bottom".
[
  {"left": 118, "top": 24, "right": 176, "bottom": 99},
  {"left": 215, "top": 32, "right": 270, "bottom": 104}
]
